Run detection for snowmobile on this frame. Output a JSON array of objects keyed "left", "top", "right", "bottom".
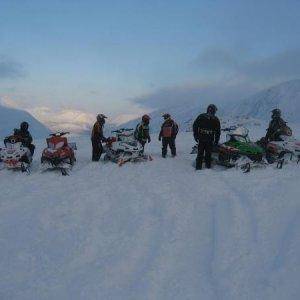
[
  {"left": 191, "top": 126, "right": 265, "bottom": 172},
  {"left": 213, "top": 127, "right": 265, "bottom": 172},
  {"left": 0, "top": 135, "right": 32, "bottom": 173},
  {"left": 258, "top": 125, "right": 300, "bottom": 168},
  {"left": 41, "top": 132, "right": 77, "bottom": 175},
  {"left": 103, "top": 128, "right": 152, "bottom": 166}
]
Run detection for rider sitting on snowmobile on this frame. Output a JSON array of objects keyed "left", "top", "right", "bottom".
[
  {"left": 134, "top": 115, "right": 151, "bottom": 151},
  {"left": 158, "top": 113, "right": 179, "bottom": 158},
  {"left": 91, "top": 114, "right": 107, "bottom": 161},
  {"left": 265, "top": 109, "right": 287, "bottom": 142},
  {"left": 193, "top": 104, "right": 221, "bottom": 170},
  {"left": 13, "top": 121, "right": 35, "bottom": 156}
]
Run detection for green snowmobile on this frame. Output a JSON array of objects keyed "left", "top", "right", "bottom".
[{"left": 213, "top": 126, "right": 265, "bottom": 172}]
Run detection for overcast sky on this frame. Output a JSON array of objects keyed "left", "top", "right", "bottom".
[{"left": 1, "top": 0, "right": 300, "bottom": 120}]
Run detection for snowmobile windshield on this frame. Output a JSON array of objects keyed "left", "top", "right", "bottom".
[
  {"left": 48, "top": 141, "right": 65, "bottom": 150},
  {"left": 228, "top": 134, "right": 250, "bottom": 143}
]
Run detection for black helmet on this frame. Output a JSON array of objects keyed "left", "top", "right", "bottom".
[
  {"left": 20, "top": 121, "right": 29, "bottom": 131},
  {"left": 271, "top": 108, "right": 281, "bottom": 118},
  {"left": 97, "top": 114, "right": 107, "bottom": 123},
  {"left": 207, "top": 104, "right": 218, "bottom": 115},
  {"left": 162, "top": 113, "right": 171, "bottom": 120}
]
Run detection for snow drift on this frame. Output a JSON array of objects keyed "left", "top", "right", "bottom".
[{"left": 0, "top": 126, "right": 300, "bottom": 299}]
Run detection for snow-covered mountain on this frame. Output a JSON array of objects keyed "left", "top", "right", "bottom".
[
  {"left": 121, "top": 80, "right": 300, "bottom": 132},
  {"left": 0, "top": 104, "right": 50, "bottom": 138},
  {"left": 230, "top": 79, "right": 300, "bottom": 122}
]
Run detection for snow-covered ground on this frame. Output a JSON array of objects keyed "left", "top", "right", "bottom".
[{"left": 0, "top": 126, "right": 300, "bottom": 300}]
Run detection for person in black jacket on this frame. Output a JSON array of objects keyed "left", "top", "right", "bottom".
[
  {"left": 158, "top": 113, "right": 179, "bottom": 157},
  {"left": 193, "top": 104, "right": 221, "bottom": 170},
  {"left": 14, "top": 121, "right": 35, "bottom": 155},
  {"left": 91, "top": 114, "right": 107, "bottom": 161},
  {"left": 265, "top": 109, "right": 287, "bottom": 141}
]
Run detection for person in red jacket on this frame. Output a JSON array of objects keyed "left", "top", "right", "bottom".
[
  {"left": 158, "top": 113, "right": 179, "bottom": 158},
  {"left": 91, "top": 114, "right": 107, "bottom": 161}
]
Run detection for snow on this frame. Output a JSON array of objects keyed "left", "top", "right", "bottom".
[{"left": 0, "top": 126, "right": 300, "bottom": 300}]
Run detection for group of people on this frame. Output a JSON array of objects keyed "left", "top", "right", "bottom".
[
  {"left": 6, "top": 105, "right": 287, "bottom": 171},
  {"left": 91, "top": 104, "right": 288, "bottom": 170}
]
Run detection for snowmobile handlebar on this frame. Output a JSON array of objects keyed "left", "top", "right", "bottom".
[
  {"left": 112, "top": 128, "right": 134, "bottom": 133},
  {"left": 221, "top": 126, "right": 238, "bottom": 132},
  {"left": 49, "top": 132, "right": 70, "bottom": 137}
]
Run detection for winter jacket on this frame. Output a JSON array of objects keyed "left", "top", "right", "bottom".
[
  {"left": 13, "top": 128, "right": 33, "bottom": 147},
  {"left": 91, "top": 121, "right": 106, "bottom": 142},
  {"left": 193, "top": 113, "right": 221, "bottom": 144},
  {"left": 134, "top": 122, "right": 150, "bottom": 143},
  {"left": 159, "top": 119, "right": 179, "bottom": 139},
  {"left": 266, "top": 117, "right": 287, "bottom": 141}
]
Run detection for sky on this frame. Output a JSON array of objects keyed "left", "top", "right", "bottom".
[{"left": 1, "top": 0, "right": 300, "bottom": 126}]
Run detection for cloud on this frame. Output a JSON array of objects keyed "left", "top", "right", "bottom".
[
  {"left": 130, "top": 48, "right": 300, "bottom": 113},
  {"left": 193, "top": 47, "right": 300, "bottom": 84},
  {"left": 0, "top": 56, "right": 25, "bottom": 79}
]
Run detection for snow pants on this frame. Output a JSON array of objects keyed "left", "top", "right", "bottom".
[
  {"left": 196, "top": 141, "right": 213, "bottom": 169},
  {"left": 28, "top": 144, "right": 35, "bottom": 156},
  {"left": 92, "top": 139, "right": 103, "bottom": 161},
  {"left": 162, "top": 137, "right": 176, "bottom": 157}
]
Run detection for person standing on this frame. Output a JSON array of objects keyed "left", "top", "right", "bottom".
[
  {"left": 91, "top": 114, "right": 107, "bottom": 161},
  {"left": 193, "top": 104, "right": 220, "bottom": 170},
  {"left": 134, "top": 115, "right": 151, "bottom": 152},
  {"left": 158, "top": 113, "right": 179, "bottom": 158}
]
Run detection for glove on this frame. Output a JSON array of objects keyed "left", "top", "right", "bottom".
[
  {"left": 158, "top": 136, "right": 161, "bottom": 141},
  {"left": 148, "top": 137, "right": 151, "bottom": 143}
]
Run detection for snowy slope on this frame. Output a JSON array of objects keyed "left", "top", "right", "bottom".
[
  {"left": 231, "top": 79, "right": 300, "bottom": 122},
  {"left": 121, "top": 80, "right": 300, "bottom": 132},
  {"left": 0, "top": 104, "right": 50, "bottom": 138},
  {"left": 0, "top": 125, "right": 300, "bottom": 300}
]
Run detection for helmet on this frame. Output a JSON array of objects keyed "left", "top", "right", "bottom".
[
  {"left": 97, "top": 114, "right": 107, "bottom": 123},
  {"left": 20, "top": 121, "right": 29, "bottom": 131},
  {"left": 207, "top": 104, "right": 218, "bottom": 115},
  {"left": 142, "top": 114, "right": 151, "bottom": 123},
  {"left": 271, "top": 108, "right": 281, "bottom": 118},
  {"left": 162, "top": 113, "right": 171, "bottom": 120}
]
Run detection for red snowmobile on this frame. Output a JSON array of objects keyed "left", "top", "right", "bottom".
[{"left": 41, "top": 132, "right": 76, "bottom": 175}]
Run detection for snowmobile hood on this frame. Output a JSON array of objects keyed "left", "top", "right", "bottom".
[{"left": 226, "top": 140, "right": 264, "bottom": 155}]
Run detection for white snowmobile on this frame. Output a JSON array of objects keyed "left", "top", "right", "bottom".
[
  {"left": 0, "top": 135, "right": 32, "bottom": 173},
  {"left": 262, "top": 125, "right": 300, "bottom": 168},
  {"left": 103, "top": 128, "right": 152, "bottom": 166}
]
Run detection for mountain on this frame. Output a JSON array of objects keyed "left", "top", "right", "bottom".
[
  {"left": 120, "top": 79, "right": 300, "bottom": 132},
  {"left": 0, "top": 104, "right": 50, "bottom": 138},
  {"left": 230, "top": 79, "right": 300, "bottom": 122}
]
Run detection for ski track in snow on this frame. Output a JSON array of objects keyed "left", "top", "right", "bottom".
[{"left": 0, "top": 132, "right": 300, "bottom": 300}]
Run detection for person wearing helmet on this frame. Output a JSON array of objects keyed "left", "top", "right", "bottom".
[
  {"left": 91, "top": 114, "right": 107, "bottom": 161},
  {"left": 158, "top": 113, "right": 179, "bottom": 158},
  {"left": 265, "top": 108, "right": 287, "bottom": 141},
  {"left": 134, "top": 114, "right": 151, "bottom": 151},
  {"left": 13, "top": 121, "right": 35, "bottom": 155},
  {"left": 193, "top": 104, "right": 220, "bottom": 170}
]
